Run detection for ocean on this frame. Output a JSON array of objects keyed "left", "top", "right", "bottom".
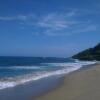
[{"left": 0, "top": 56, "right": 96, "bottom": 100}]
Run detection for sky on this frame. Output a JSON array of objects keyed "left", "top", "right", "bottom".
[{"left": 0, "top": 0, "right": 100, "bottom": 57}]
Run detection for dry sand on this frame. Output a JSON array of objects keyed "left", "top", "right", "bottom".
[{"left": 34, "top": 64, "right": 100, "bottom": 100}]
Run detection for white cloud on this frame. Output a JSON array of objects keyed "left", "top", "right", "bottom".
[
  {"left": 17, "top": 15, "right": 28, "bottom": 21},
  {"left": 0, "top": 9, "right": 99, "bottom": 36},
  {"left": 0, "top": 16, "right": 15, "bottom": 21},
  {"left": 72, "top": 24, "right": 97, "bottom": 33},
  {"left": 35, "top": 11, "right": 98, "bottom": 36},
  {"left": 36, "top": 11, "right": 78, "bottom": 32},
  {"left": 0, "top": 14, "right": 36, "bottom": 21}
]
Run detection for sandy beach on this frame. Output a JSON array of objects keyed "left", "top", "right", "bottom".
[{"left": 34, "top": 63, "right": 100, "bottom": 100}]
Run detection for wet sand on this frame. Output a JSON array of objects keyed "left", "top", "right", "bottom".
[{"left": 34, "top": 64, "right": 100, "bottom": 100}]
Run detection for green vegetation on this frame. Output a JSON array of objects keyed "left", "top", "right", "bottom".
[{"left": 72, "top": 43, "right": 100, "bottom": 60}]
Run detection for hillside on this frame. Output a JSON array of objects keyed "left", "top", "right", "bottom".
[{"left": 72, "top": 43, "right": 100, "bottom": 60}]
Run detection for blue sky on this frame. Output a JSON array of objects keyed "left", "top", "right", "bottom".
[{"left": 0, "top": 0, "right": 100, "bottom": 57}]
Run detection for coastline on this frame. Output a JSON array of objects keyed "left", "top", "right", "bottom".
[{"left": 34, "top": 63, "right": 100, "bottom": 100}]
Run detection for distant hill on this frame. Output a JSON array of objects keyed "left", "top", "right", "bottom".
[{"left": 72, "top": 43, "right": 100, "bottom": 60}]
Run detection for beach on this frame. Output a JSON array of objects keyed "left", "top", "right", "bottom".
[{"left": 34, "top": 63, "right": 100, "bottom": 100}]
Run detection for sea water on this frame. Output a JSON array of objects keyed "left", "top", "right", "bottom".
[{"left": 0, "top": 56, "right": 96, "bottom": 90}]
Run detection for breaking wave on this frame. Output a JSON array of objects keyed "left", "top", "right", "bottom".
[{"left": 0, "top": 61, "right": 96, "bottom": 90}]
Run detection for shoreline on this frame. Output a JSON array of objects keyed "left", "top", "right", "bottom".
[{"left": 34, "top": 63, "right": 100, "bottom": 100}]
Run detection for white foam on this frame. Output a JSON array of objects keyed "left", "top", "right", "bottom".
[
  {"left": 0, "top": 61, "right": 96, "bottom": 90},
  {"left": 0, "top": 66, "right": 42, "bottom": 70},
  {"left": 44, "top": 61, "right": 96, "bottom": 67},
  {"left": 0, "top": 82, "right": 16, "bottom": 90}
]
